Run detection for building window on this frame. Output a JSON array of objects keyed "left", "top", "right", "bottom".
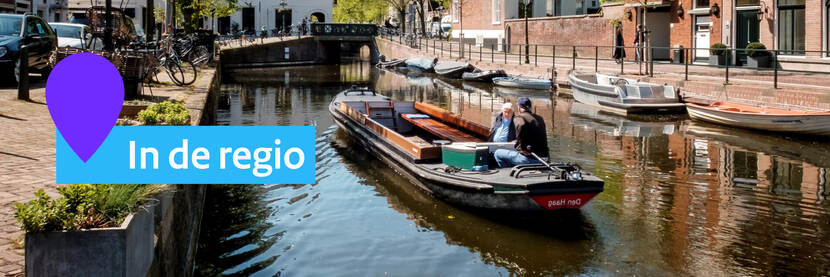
[
  {"left": 736, "top": 0, "right": 759, "bottom": 6},
  {"left": 695, "top": 0, "right": 709, "bottom": 8},
  {"left": 779, "top": 0, "right": 805, "bottom": 55},
  {"left": 493, "top": 0, "right": 500, "bottom": 24}
]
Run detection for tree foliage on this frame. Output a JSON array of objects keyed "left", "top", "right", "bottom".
[
  {"left": 334, "top": 0, "right": 388, "bottom": 23},
  {"left": 176, "top": 0, "right": 239, "bottom": 31}
]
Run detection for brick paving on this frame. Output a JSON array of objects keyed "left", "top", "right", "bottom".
[{"left": 0, "top": 67, "right": 214, "bottom": 276}]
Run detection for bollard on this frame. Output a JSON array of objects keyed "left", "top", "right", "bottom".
[
  {"left": 649, "top": 47, "right": 654, "bottom": 77},
  {"left": 479, "top": 46, "right": 482, "bottom": 61},
  {"left": 620, "top": 50, "right": 624, "bottom": 75},
  {"left": 773, "top": 50, "right": 778, "bottom": 89},
  {"left": 449, "top": 43, "right": 452, "bottom": 58},
  {"left": 534, "top": 45, "right": 538, "bottom": 66},
  {"left": 440, "top": 41, "right": 443, "bottom": 57},
  {"left": 684, "top": 48, "right": 689, "bottom": 81},
  {"left": 552, "top": 45, "right": 556, "bottom": 69},
  {"left": 491, "top": 45, "right": 494, "bottom": 62},
  {"left": 17, "top": 45, "right": 29, "bottom": 101},
  {"left": 595, "top": 46, "right": 599, "bottom": 72},
  {"left": 504, "top": 47, "right": 507, "bottom": 64},
  {"left": 724, "top": 49, "right": 730, "bottom": 85},
  {"left": 572, "top": 46, "right": 576, "bottom": 70}
]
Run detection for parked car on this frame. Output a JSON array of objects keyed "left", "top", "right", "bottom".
[
  {"left": 430, "top": 22, "right": 451, "bottom": 39},
  {"left": 50, "top": 22, "right": 103, "bottom": 50},
  {"left": 0, "top": 13, "right": 57, "bottom": 83}
]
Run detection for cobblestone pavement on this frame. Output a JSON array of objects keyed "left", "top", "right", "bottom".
[
  {"left": 0, "top": 67, "right": 214, "bottom": 276},
  {"left": 0, "top": 78, "right": 53, "bottom": 277}
]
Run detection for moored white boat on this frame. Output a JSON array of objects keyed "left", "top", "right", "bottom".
[
  {"left": 492, "top": 77, "right": 551, "bottom": 90},
  {"left": 569, "top": 72, "right": 685, "bottom": 115},
  {"left": 686, "top": 102, "right": 830, "bottom": 136},
  {"left": 434, "top": 61, "right": 474, "bottom": 79}
]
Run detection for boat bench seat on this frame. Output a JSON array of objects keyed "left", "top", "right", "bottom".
[{"left": 401, "top": 114, "right": 484, "bottom": 143}]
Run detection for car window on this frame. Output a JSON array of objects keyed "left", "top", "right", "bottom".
[
  {"left": 0, "top": 16, "right": 23, "bottom": 36},
  {"left": 53, "top": 25, "right": 81, "bottom": 39},
  {"left": 26, "top": 18, "right": 39, "bottom": 35},
  {"left": 35, "top": 20, "right": 48, "bottom": 35}
]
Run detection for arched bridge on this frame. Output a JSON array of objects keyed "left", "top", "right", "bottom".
[{"left": 220, "top": 23, "right": 381, "bottom": 70}]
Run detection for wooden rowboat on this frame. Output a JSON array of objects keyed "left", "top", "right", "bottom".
[
  {"left": 686, "top": 102, "right": 830, "bottom": 136},
  {"left": 329, "top": 86, "right": 604, "bottom": 211}
]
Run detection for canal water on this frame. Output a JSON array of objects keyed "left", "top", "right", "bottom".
[{"left": 195, "top": 63, "right": 830, "bottom": 276}]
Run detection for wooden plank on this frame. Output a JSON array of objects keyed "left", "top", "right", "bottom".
[
  {"left": 402, "top": 114, "right": 483, "bottom": 142},
  {"left": 413, "top": 102, "right": 490, "bottom": 137},
  {"left": 339, "top": 101, "right": 440, "bottom": 160}
]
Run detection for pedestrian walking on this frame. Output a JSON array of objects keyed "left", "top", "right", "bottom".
[
  {"left": 613, "top": 27, "right": 626, "bottom": 64},
  {"left": 634, "top": 25, "right": 643, "bottom": 64}
]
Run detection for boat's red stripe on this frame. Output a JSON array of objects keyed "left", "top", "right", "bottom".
[{"left": 530, "top": 193, "right": 598, "bottom": 210}]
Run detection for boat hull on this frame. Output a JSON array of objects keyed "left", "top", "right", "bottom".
[
  {"left": 462, "top": 70, "right": 507, "bottom": 82},
  {"left": 569, "top": 72, "right": 685, "bottom": 115},
  {"left": 329, "top": 101, "right": 601, "bottom": 211},
  {"left": 686, "top": 103, "right": 830, "bottom": 136},
  {"left": 434, "top": 62, "right": 474, "bottom": 79},
  {"left": 493, "top": 77, "right": 551, "bottom": 90}
]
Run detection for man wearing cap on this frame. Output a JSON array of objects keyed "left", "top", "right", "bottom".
[
  {"left": 493, "top": 97, "right": 550, "bottom": 167},
  {"left": 488, "top": 102, "right": 516, "bottom": 142}
]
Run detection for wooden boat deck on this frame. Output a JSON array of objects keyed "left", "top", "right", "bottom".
[{"left": 402, "top": 114, "right": 484, "bottom": 142}]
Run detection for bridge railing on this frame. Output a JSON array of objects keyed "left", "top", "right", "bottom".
[{"left": 310, "top": 23, "right": 378, "bottom": 37}]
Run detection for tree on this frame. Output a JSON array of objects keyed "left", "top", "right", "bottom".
[
  {"left": 334, "top": 0, "right": 388, "bottom": 23},
  {"left": 176, "top": 0, "right": 239, "bottom": 32},
  {"left": 384, "top": 0, "right": 410, "bottom": 33}
]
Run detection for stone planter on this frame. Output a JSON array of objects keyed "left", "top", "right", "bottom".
[
  {"left": 119, "top": 104, "right": 149, "bottom": 119},
  {"left": 747, "top": 55, "right": 771, "bottom": 68},
  {"left": 709, "top": 54, "right": 728, "bottom": 66},
  {"left": 25, "top": 205, "right": 155, "bottom": 277}
]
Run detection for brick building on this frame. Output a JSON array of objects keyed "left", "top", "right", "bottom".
[{"left": 453, "top": 0, "right": 830, "bottom": 67}]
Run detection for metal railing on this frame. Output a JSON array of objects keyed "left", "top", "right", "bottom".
[{"left": 378, "top": 27, "right": 830, "bottom": 89}]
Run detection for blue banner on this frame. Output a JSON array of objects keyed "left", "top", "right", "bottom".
[{"left": 57, "top": 126, "right": 316, "bottom": 184}]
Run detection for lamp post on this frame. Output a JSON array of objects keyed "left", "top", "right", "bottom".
[{"left": 522, "top": 0, "right": 531, "bottom": 64}]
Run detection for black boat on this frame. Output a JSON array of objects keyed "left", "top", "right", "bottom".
[
  {"left": 329, "top": 86, "right": 605, "bottom": 211},
  {"left": 461, "top": 69, "right": 507, "bottom": 82},
  {"left": 434, "top": 61, "right": 475, "bottom": 79}
]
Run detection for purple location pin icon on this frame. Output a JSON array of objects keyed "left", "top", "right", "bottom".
[{"left": 46, "top": 53, "right": 124, "bottom": 162}]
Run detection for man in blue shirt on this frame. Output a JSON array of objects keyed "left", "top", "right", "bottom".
[{"left": 488, "top": 102, "right": 516, "bottom": 142}]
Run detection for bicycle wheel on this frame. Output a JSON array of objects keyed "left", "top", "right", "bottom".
[
  {"left": 188, "top": 45, "right": 210, "bottom": 65},
  {"left": 164, "top": 63, "right": 185, "bottom": 86},
  {"left": 173, "top": 60, "right": 197, "bottom": 86}
]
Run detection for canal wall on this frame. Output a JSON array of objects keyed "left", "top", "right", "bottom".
[
  {"left": 147, "top": 66, "right": 217, "bottom": 276},
  {"left": 375, "top": 37, "right": 830, "bottom": 111}
]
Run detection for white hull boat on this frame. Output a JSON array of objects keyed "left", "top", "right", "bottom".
[
  {"left": 569, "top": 72, "right": 685, "bottom": 115},
  {"left": 686, "top": 102, "right": 830, "bottom": 137}
]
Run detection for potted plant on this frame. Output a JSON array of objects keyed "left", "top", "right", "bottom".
[
  {"left": 745, "top": 42, "right": 771, "bottom": 68},
  {"left": 709, "top": 43, "right": 729, "bottom": 66},
  {"left": 16, "top": 184, "right": 169, "bottom": 276}
]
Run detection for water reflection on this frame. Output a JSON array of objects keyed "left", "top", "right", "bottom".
[{"left": 197, "top": 63, "right": 830, "bottom": 276}]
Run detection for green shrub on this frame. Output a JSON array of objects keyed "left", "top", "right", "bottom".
[
  {"left": 15, "top": 184, "right": 170, "bottom": 233},
  {"left": 137, "top": 101, "right": 190, "bottom": 125},
  {"left": 745, "top": 42, "right": 769, "bottom": 57},
  {"left": 710, "top": 43, "right": 728, "bottom": 56}
]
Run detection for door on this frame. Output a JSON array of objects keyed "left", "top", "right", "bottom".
[
  {"left": 736, "top": 10, "right": 759, "bottom": 65},
  {"left": 242, "top": 7, "right": 255, "bottom": 34},
  {"left": 641, "top": 9, "right": 671, "bottom": 60},
  {"left": 695, "top": 24, "right": 710, "bottom": 59},
  {"left": 218, "top": 16, "right": 230, "bottom": 34}
]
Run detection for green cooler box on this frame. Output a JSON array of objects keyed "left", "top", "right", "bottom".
[{"left": 441, "top": 143, "right": 488, "bottom": 169}]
